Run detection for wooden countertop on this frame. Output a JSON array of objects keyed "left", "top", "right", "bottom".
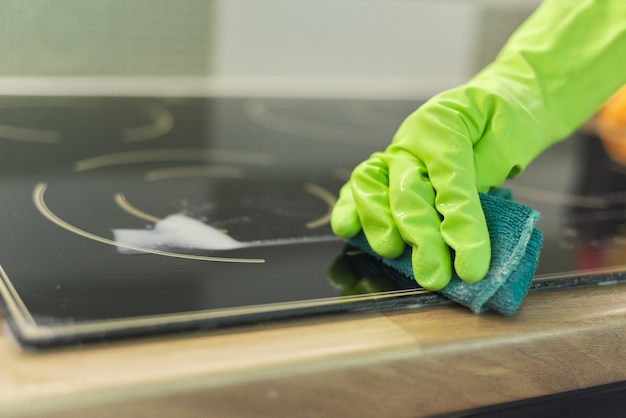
[{"left": 2, "top": 283, "right": 626, "bottom": 417}]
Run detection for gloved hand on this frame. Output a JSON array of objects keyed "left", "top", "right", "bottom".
[{"left": 332, "top": 0, "right": 626, "bottom": 291}]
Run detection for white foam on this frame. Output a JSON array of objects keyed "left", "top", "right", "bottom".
[
  {"left": 113, "top": 214, "right": 247, "bottom": 253},
  {"left": 112, "top": 213, "right": 339, "bottom": 254}
]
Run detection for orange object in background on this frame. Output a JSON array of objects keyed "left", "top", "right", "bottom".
[{"left": 596, "top": 84, "right": 626, "bottom": 165}]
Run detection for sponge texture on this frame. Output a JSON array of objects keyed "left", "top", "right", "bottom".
[{"left": 347, "top": 192, "right": 542, "bottom": 315}]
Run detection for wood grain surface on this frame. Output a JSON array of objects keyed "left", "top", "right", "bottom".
[{"left": 2, "top": 284, "right": 626, "bottom": 417}]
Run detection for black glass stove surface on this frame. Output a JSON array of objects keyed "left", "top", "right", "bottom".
[{"left": 0, "top": 96, "right": 625, "bottom": 349}]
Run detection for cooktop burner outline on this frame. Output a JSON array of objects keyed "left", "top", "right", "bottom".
[
  {"left": 120, "top": 101, "right": 174, "bottom": 143},
  {"left": 35, "top": 180, "right": 338, "bottom": 262},
  {"left": 243, "top": 99, "right": 399, "bottom": 145},
  {"left": 114, "top": 193, "right": 162, "bottom": 224},
  {"left": 303, "top": 183, "right": 336, "bottom": 229},
  {"left": 143, "top": 165, "right": 245, "bottom": 181},
  {"left": 34, "top": 182, "right": 267, "bottom": 264},
  {"left": 113, "top": 181, "right": 336, "bottom": 233},
  {"left": 72, "top": 148, "right": 276, "bottom": 172},
  {"left": 0, "top": 100, "right": 174, "bottom": 144},
  {"left": 33, "top": 141, "right": 339, "bottom": 264}
]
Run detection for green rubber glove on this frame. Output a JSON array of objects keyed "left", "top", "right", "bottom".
[{"left": 332, "top": 0, "right": 626, "bottom": 291}]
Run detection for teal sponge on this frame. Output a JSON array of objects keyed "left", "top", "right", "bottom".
[{"left": 347, "top": 192, "right": 542, "bottom": 315}]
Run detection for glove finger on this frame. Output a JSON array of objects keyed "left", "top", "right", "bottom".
[
  {"left": 331, "top": 182, "right": 362, "bottom": 238},
  {"left": 422, "top": 143, "right": 491, "bottom": 283},
  {"left": 473, "top": 140, "right": 519, "bottom": 193},
  {"left": 350, "top": 153, "right": 405, "bottom": 259},
  {"left": 388, "top": 155, "right": 452, "bottom": 290}
]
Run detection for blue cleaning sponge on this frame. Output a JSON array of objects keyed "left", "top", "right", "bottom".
[{"left": 347, "top": 192, "right": 543, "bottom": 315}]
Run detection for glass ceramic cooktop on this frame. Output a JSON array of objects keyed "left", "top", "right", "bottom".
[{"left": 0, "top": 96, "right": 625, "bottom": 349}]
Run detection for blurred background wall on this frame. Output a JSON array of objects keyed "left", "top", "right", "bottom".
[
  {"left": 0, "top": 0, "right": 214, "bottom": 76},
  {"left": 0, "top": 0, "right": 540, "bottom": 99}
]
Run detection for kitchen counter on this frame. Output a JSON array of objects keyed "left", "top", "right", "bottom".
[{"left": 2, "top": 282, "right": 626, "bottom": 417}]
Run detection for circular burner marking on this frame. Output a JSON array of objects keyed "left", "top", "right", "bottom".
[
  {"left": 73, "top": 148, "right": 275, "bottom": 172},
  {"left": 144, "top": 165, "right": 245, "bottom": 182},
  {"left": 34, "top": 183, "right": 265, "bottom": 264},
  {"left": 244, "top": 100, "right": 375, "bottom": 145},
  {"left": 121, "top": 102, "right": 175, "bottom": 143},
  {"left": 0, "top": 124, "right": 60, "bottom": 144},
  {"left": 114, "top": 193, "right": 161, "bottom": 224},
  {"left": 115, "top": 193, "right": 230, "bottom": 234},
  {"left": 304, "top": 183, "right": 336, "bottom": 229},
  {"left": 0, "top": 100, "right": 174, "bottom": 144}
]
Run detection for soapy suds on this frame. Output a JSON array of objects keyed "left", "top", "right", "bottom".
[{"left": 112, "top": 213, "right": 338, "bottom": 254}]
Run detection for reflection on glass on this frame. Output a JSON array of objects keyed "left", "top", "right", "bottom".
[
  {"left": 568, "top": 130, "right": 626, "bottom": 271},
  {"left": 327, "top": 249, "right": 406, "bottom": 297}
]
